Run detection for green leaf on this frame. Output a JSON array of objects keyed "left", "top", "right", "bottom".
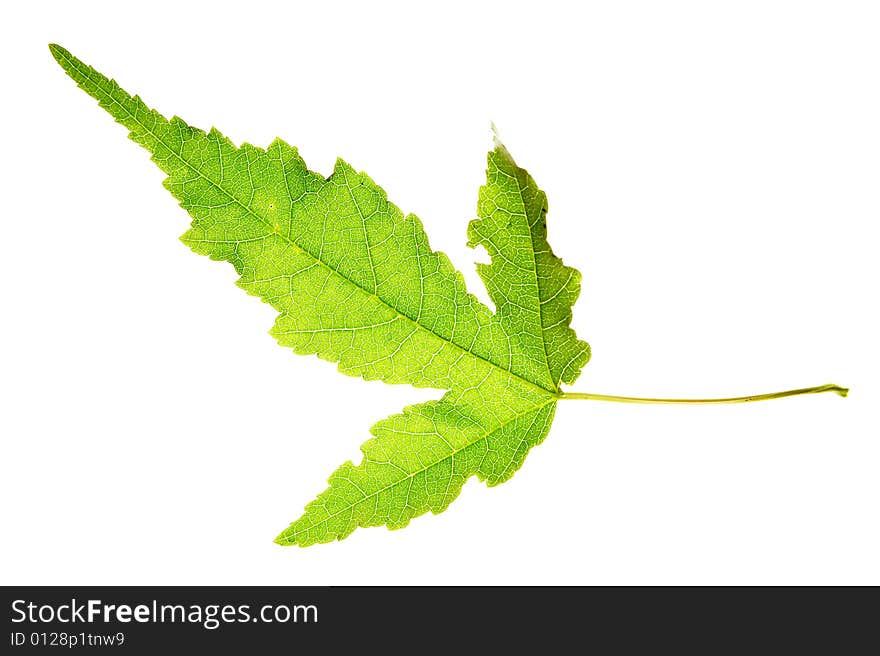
[
  {"left": 470, "top": 138, "right": 590, "bottom": 388},
  {"left": 283, "top": 396, "right": 558, "bottom": 545},
  {"left": 51, "top": 44, "right": 590, "bottom": 546}
]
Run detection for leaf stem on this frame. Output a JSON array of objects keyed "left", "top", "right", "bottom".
[{"left": 557, "top": 383, "right": 848, "bottom": 405}]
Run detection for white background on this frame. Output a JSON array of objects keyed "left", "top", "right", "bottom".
[{"left": 1, "top": 1, "right": 877, "bottom": 585}]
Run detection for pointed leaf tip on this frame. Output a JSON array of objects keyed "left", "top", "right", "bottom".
[
  {"left": 49, "top": 44, "right": 86, "bottom": 83},
  {"left": 49, "top": 43, "right": 70, "bottom": 65},
  {"left": 489, "top": 131, "right": 516, "bottom": 167}
]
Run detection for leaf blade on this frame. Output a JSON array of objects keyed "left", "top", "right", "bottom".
[
  {"left": 50, "top": 44, "right": 555, "bottom": 395},
  {"left": 469, "top": 142, "right": 591, "bottom": 388},
  {"left": 51, "top": 45, "right": 593, "bottom": 546},
  {"left": 275, "top": 392, "right": 557, "bottom": 546}
]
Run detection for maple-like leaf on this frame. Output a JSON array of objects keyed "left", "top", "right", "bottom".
[
  {"left": 50, "top": 44, "right": 588, "bottom": 545},
  {"left": 51, "top": 45, "right": 846, "bottom": 547}
]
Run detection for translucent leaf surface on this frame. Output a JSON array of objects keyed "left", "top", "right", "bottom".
[{"left": 51, "top": 45, "right": 590, "bottom": 546}]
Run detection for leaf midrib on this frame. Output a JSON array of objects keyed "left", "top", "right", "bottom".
[
  {"left": 57, "top": 48, "right": 556, "bottom": 397},
  {"left": 509, "top": 161, "right": 556, "bottom": 389}
]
